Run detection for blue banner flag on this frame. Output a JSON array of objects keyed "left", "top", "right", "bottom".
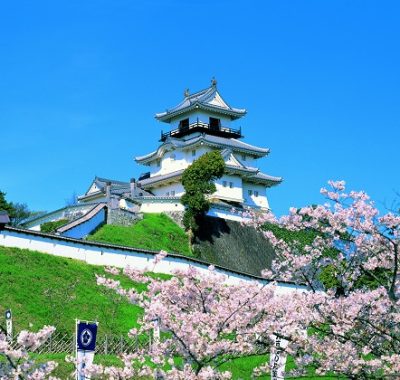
[
  {"left": 76, "top": 320, "right": 99, "bottom": 380},
  {"left": 77, "top": 321, "right": 98, "bottom": 351}
]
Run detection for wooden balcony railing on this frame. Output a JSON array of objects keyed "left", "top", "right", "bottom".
[{"left": 160, "top": 121, "right": 242, "bottom": 142}]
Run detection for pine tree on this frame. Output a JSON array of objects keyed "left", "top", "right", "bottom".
[{"left": 181, "top": 151, "right": 225, "bottom": 235}]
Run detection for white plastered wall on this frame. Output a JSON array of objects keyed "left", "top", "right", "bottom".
[
  {"left": 214, "top": 174, "right": 243, "bottom": 202},
  {"left": 242, "top": 182, "right": 270, "bottom": 209},
  {"left": 151, "top": 183, "right": 185, "bottom": 197},
  {"left": 148, "top": 146, "right": 212, "bottom": 177}
]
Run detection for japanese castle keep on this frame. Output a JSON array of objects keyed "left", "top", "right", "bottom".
[{"left": 23, "top": 80, "right": 282, "bottom": 235}]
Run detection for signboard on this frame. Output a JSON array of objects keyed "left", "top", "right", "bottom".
[
  {"left": 270, "top": 334, "right": 288, "bottom": 380},
  {"left": 5, "top": 309, "right": 12, "bottom": 342},
  {"left": 76, "top": 320, "right": 98, "bottom": 380},
  {"left": 150, "top": 317, "right": 161, "bottom": 353},
  {"left": 153, "top": 317, "right": 160, "bottom": 344}
]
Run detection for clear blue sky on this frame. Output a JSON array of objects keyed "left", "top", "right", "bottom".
[{"left": 1, "top": 0, "right": 399, "bottom": 216}]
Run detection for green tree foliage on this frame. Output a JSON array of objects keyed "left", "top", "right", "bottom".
[
  {"left": 181, "top": 151, "right": 225, "bottom": 232},
  {"left": 0, "top": 191, "right": 14, "bottom": 215},
  {"left": 0, "top": 190, "right": 31, "bottom": 226}
]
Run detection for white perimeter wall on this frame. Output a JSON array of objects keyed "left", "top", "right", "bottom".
[
  {"left": 140, "top": 201, "right": 185, "bottom": 213},
  {"left": 0, "top": 228, "right": 304, "bottom": 294}
]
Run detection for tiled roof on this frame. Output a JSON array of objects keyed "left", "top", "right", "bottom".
[
  {"left": 138, "top": 165, "right": 282, "bottom": 189},
  {"left": 94, "top": 176, "right": 129, "bottom": 189},
  {"left": 155, "top": 83, "right": 246, "bottom": 122},
  {"left": 78, "top": 190, "right": 104, "bottom": 201},
  {"left": 111, "top": 186, "right": 153, "bottom": 197},
  {"left": 0, "top": 211, "right": 10, "bottom": 225},
  {"left": 56, "top": 203, "right": 107, "bottom": 234},
  {"left": 245, "top": 171, "right": 283, "bottom": 187},
  {"left": 225, "top": 164, "right": 258, "bottom": 174},
  {"left": 138, "top": 169, "right": 185, "bottom": 188},
  {"left": 135, "top": 134, "right": 269, "bottom": 164},
  {"left": 21, "top": 203, "right": 100, "bottom": 227},
  {"left": 80, "top": 176, "right": 151, "bottom": 201}
]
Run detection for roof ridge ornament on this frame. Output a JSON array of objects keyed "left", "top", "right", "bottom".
[{"left": 155, "top": 79, "right": 246, "bottom": 122}]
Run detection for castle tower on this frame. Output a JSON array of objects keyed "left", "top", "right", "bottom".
[{"left": 135, "top": 80, "right": 282, "bottom": 218}]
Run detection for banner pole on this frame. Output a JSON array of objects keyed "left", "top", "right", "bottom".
[{"left": 75, "top": 319, "right": 78, "bottom": 380}]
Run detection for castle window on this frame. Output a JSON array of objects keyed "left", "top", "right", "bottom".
[
  {"left": 170, "top": 153, "right": 176, "bottom": 160},
  {"left": 192, "top": 149, "right": 196, "bottom": 157},
  {"left": 171, "top": 190, "right": 175, "bottom": 196},
  {"left": 229, "top": 182, "right": 233, "bottom": 188},
  {"left": 209, "top": 117, "right": 220, "bottom": 130},
  {"left": 223, "top": 181, "right": 227, "bottom": 187},
  {"left": 254, "top": 191, "right": 259, "bottom": 197},
  {"left": 179, "top": 118, "right": 189, "bottom": 130},
  {"left": 166, "top": 192, "right": 170, "bottom": 196},
  {"left": 156, "top": 159, "right": 161, "bottom": 167},
  {"left": 248, "top": 189, "right": 253, "bottom": 196},
  {"left": 241, "top": 154, "right": 246, "bottom": 161}
]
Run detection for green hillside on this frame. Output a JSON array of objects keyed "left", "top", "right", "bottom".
[
  {"left": 86, "top": 214, "right": 279, "bottom": 276},
  {"left": 0, "top": 245, "right": 332, "bottom": 379},
  {"left": 0, "top": 246, "right": 144, "bottom": 335},
  {"left": 87, "top": 213, "right": 192, "bottom": 256}
]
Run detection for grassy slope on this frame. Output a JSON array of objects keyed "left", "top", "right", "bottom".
[
  {"left": 0, "top": 246, "right": 143, "bottom": 335},
  {"left": 87, "top": 213, "right": 192, "bottom": 256},
  {"left": 0, "top": 246, "right": 335, "bottom": 379}
]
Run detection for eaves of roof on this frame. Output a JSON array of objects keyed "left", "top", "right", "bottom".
[
  {"left": 244, "top": 172, "right": 283, "bottom": 187},
  {"left": 155, "top": 102, "right": 246, "bottom": 123},
  {"left": 225, "top": 164, "right": 258, "bottom": 175},
  {"left": 78, "top": 190, "right": 105, "bottom": 201},
  {"left": 95, "top": 176, "right": 129, "bottom": 187},
  {"left": 135, "top": 135, "right": 269, "bottom": 165},
  {"left": 138, "top": 169, "right": 185, "bottom": 188}
]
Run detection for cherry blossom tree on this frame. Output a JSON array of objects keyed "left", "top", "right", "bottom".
[
  {"left": 95, "top": 257, "right": 312, "bottom": 379},
  {"left": 0, "top": 322, "right": 58, "bottom": 379},
  {"left": 249, "top": 181, "right": 400, "bottom": 379}
]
